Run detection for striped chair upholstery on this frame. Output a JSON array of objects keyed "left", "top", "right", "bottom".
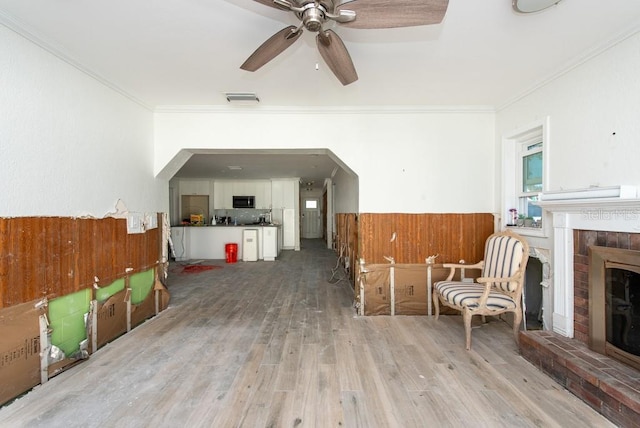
[
  {"left": 434, "top": 282, "right": 517, "bottom": 310},
  {"left": 481, "top": 234, "right": 525, "bottom": 293},
  {"left": 433, "top": 230, "right": 529, "bottom": 350}
]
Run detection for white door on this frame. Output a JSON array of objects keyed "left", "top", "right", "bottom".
[{"left": 302, "top": 198, "right": 322, "bottom": 239}]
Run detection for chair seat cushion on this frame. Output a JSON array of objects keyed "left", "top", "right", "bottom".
[{"left": 435, "top": 281, "right": 516, "bottom": 310}]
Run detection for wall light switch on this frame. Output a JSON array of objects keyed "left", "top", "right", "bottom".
[
  {"left": 127, "top": 212, "right": 145, "bottom": 234},
  {"left": 144, "top": 213, "right": 158, "bottom": 230}
]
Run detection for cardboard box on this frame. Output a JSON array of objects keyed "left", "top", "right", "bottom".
[{"left": 0, "top": 300, "right": 45, "bottom": 406}]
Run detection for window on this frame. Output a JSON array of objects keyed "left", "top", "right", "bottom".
[
  {"left": 518, "top": 139, "right": 543, "bottom": 219},
  {"left": 305, "top": 199, "right": 318, "bottom": 209},
  {"left": 502, "top": 117, "right": 548, "bottom": 231}
]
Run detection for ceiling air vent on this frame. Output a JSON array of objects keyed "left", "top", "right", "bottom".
[{"left": 225, "top": 92, "right": 260, "bottom": 103}]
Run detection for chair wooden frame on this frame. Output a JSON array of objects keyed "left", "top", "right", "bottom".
[{"left": 433, "top": 229, "right": 530, "bottom": 350}]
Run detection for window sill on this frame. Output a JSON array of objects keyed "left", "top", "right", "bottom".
[{"left": 506, "top": 225, "right": 547, "bottom": 238}]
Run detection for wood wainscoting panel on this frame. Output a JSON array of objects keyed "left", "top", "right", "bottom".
[
  {"left": 358, "top": 213, "right": 494, "bottom": 265},
  {"left": 0, "top": 216, "right": 162, "bottom": 309}
]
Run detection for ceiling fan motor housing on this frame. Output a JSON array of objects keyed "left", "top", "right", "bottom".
[{"left": 296, "top": 2, "right": 331, "bottom": 32}]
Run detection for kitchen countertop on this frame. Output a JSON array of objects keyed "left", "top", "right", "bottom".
[
  {"left": 170, "top": 224, "right": 282, "bottom": 261},
  {"left": 176, "top": 224, "right": 280, "bottom": 228}
]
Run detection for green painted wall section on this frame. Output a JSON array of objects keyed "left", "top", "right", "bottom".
[
  {"left": 129, "top": 269, "right": 154, "bottom": 305},
  {"left": 49, "top": 289, "right": 91, "bottom": 356},
  {"left": 48, "top": 269, "right": 153, "bottom": 356},
  {"left": 95, "top": 278, "right": 125, "bottom": 302}
]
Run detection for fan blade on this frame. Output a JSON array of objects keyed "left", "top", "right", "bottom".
[
  {"left": 316, "top": 30, "right": 358, "bottom": 86},
  {"left": 241, "top": 26, "right": 302, "bottom": 72},
  {"left": 252, "top": 0, "right": 289, "bottom": 10},
  {"left": 337, "top": 0, "right": 449, "bottom": 29}
]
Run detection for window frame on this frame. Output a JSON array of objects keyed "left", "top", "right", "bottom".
[
  {"left": 517, "top": 137, "right": 543, "bottom": 219},
  {"left": 501, "top": 117, "right": 550, "bottom": 235}
]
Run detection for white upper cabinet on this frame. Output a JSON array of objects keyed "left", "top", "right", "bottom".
[
  {"left": 213, "top": 181, "right": 233, "bottom": 209},
  {"left": 271, "top": 180, "right": 284, "bottom": 209},
  {"left": 271, "top": 179, "right": 297, "bottom": 209},
  {"left": 254, "top": 181, "right": 272, "bottom": 209},
  {"left": 180, "top": 180, "right": 211, "bottom": 195}
]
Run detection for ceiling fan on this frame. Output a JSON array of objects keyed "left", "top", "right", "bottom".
[{"left": 240, "top": 0, "right": 449, "bottom": 86}]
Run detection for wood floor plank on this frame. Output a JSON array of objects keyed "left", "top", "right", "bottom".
[
  {"left": 317, "top": 363, "right": 345, "bottom": 427},
  {"left": 0, "top": 240, "right": 616, "bottom": 427}
]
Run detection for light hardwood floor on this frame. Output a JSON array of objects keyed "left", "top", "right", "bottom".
[{"left": 0, "top": 239, "right": 614, "bottom": 427}]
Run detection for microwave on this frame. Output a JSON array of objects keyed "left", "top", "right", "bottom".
[{"left": 232, "top": 196, "right": 255, "bottom": 209}]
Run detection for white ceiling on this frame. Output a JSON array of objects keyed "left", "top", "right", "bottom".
[{"left": 3, "top": 0, "right": 640, "bottom": 187}]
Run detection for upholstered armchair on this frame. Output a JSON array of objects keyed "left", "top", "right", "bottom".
[{"left": 433, "top": 230, "right": 530, "bottom": 350}]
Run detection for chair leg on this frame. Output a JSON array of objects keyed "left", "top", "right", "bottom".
[
  {"left": 463, "top": 309, "right": 473, "bottom": 350},
  {"left": 433, "top": 289, "right": 440, "bottom": 320},
  {"left": 513, "top": 309, "right": 523, "bottom": 345}
]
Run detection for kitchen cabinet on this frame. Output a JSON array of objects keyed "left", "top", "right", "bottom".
[
  {"left": 271, "top": 179, "right": 297, "bottom": 209},
  {"left": 282, "top": 208, "right": 296, "bottom": 249},
  {"left": 213, "top": 181, "right": 233, "bottom": 209},
  {"left": 254, "top": 181, "right": 272, "bottom": 209},
  {"left": 262, "top": 226, "right": 279, "bottom": 261},
  {"left": 180, "top": 180, "right": 211, "bottom": 195},
  {"left": 271, "top": 179, "right": 299, "bottom": 250},
  {"left": 171, "top": 225, "right": 280, "bottom": 261},
  {"left": 232, "top": 181, "right": 250, "bottom": 198}
]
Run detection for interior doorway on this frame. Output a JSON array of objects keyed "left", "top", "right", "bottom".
[{"left": 302, "top": 197, "right": 322, "bottom": 239}]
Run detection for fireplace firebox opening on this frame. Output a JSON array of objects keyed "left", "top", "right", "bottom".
[
  {"left": 589, "top": 246, "right": 640, "bottom": 371},
  {"left": 524, "top": 257, "right": 544, "bottom": 330}
]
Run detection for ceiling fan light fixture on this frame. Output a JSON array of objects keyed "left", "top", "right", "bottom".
[
  {"left": 225, "top": 92, "right": 260, "bottom": 103},
  {"left": 512, "top": 0, "right": 562, "bottom": 13}
]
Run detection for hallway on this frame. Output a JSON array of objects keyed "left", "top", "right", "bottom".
[{"left": 0, "top": 239, "right": 612, "bottom": 427}]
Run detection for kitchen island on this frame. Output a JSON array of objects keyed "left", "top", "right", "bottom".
[{"left": 170, "top": 225, "right": 281, "bottom": 261}]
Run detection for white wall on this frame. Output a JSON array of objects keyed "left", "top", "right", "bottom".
[
  {"left": 332, "top": 164, "right": 359, "bottom": 214},
  {"left": 0, "top": 25, "right": 166, "bottom": 217},
  {"left": 154, "top": 108, "right": 496, "bottom": 213},
  {"left": 496, "top": 31, "right": 640, "bottom": 199}
]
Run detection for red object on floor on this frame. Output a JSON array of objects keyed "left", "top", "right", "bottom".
[
  {"left": 225, "top": 243, "right": 238, "bottom": 263},
  {"left": 182, "top": 265, "right": 221, "bottom": 273}
]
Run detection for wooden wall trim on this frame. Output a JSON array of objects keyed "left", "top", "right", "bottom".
[
  {"left": 0, "top": 216, "right": 162, "bottom": 309},
  {"left": 358, "top": 213, "right": 495, "bottom": 265},
  {"left": 334, "top": 213, "right": 495, "bottom": 296}
]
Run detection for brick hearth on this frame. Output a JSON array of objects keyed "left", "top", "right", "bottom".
[
  {"left": 519, "top": 229, "right": 640, "bottom": 427},
  {"left": 520, "top": 330, "right": 640, "bottom": 427}
]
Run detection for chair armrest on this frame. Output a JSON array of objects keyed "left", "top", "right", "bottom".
[{"left": 441, "top": 261, "right": 484, "bottom": 281}]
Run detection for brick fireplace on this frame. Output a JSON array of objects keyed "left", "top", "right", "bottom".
[{"left": 517, "top": 187, "right": 640, "bottom": 427}]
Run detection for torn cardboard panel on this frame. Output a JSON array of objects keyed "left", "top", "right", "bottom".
[
  {"left": 128, "top": 279, "right": 170, "bottom": 329},
  {"left": 0, "top": 300, "right": 45, "bottom": 406},
  {"left": 359, "top": 263, "right": 459, "bottom": 316},
  {"left": 393, "top": 265, "right": 429, "bottom": 316},
  {"left": 88, "top": 289, "right": 128, "bottom": 353},
  {"left": 359, "top": 265, "right": 391, "bottom": 316},
  {"left": 155, "top": 279, "right": 170, "bottom": 314}
]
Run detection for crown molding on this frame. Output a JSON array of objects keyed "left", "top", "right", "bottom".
[
  {"left": 153, "top": 104, "right": 496, "bottom": 115},
  {"left": 0, "top": 10, "right": 152, "bottom": 111},
  {"left": 497, "top": 23, "right": 640, "bottom": 112}
]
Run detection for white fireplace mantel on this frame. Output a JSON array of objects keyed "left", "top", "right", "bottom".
[{"left": 535, "top": 187, "right": 640, "bottom": 338}]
